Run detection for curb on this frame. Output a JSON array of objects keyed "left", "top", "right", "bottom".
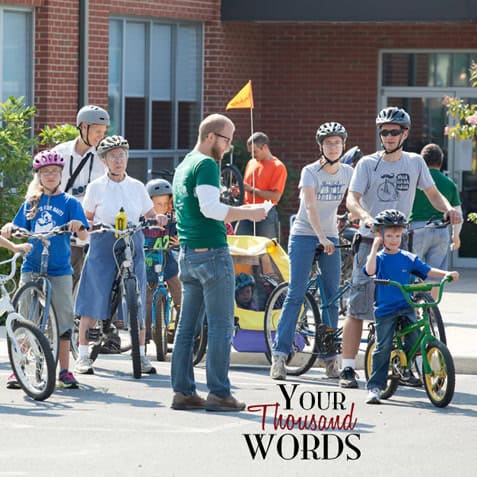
[{"left": 228, "top": 350, "right": 477, "bottom": 375}]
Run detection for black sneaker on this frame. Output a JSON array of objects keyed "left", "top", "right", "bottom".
[
  {"left": 339, "top": 366, "right": 359, "bottom": 388},
  {"left": 399, "top": 371, "right": 423, "bottom": 387}
]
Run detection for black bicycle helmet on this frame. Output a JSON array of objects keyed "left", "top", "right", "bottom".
[
  {"left": 97, "top": 135, "right": 129, "bottom": 157},
  {"left": 376, "top": 107, "right": 411, "bottom": 129},
  {"left": 316, "top": 122, "right": 348, "bottom": 145},
  {"left": 76, "top": 105, "right": 110, "bottom": 126},
  {"left": 341, "top": 145, "right": 363, "bottom": 167},
  {"left": 372, "top": 209, "right": 408, "bottom": 229},
  {"left": 146, "top": 178, "right": 173, "bottom": 197}
]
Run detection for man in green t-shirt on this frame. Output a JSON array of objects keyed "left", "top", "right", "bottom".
[
  {"left": 410, "top": 143, "right": 462, "bottom": 298},
  {"left": 170, "top": 113, "right": 268, "bottom": 412}
]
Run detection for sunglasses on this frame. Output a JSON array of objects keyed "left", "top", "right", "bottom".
[{"left": 379, "top": 129, "right": 403, "bottom": 137}]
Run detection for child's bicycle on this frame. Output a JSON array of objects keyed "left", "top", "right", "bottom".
[
  {"left": 263, "top": 243, "right": 351, "bottom": 376},
  {"left": 365, "top": 277, "right": 455, "bottom": 408},
  {"left": 11, "top": 224, "right": 75, "bottom": 362},
  {"left": 0, "top": 252, "right": 55, "bottom": 400},
  {"left": 71, "top": 218, "right": 157, "bottom": 379},
  {"left": 145, "top": 246, "right": 207, "bottom": 364}
]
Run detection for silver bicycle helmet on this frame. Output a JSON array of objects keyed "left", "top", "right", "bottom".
[
  {"left": 76, "top": 105, "right": 110, "bottom": 126},
  {"left": 97, "top": 135, "right": 129, "bottom": 157},
  {"left": 316, "top": 122, "right": 348, "bottom": 145},
  {"left": 376, "top": 107, "right": 411, "bottom": 129},
  {"left": 146, "top": 178, "right": 173, "bottom": 197}
]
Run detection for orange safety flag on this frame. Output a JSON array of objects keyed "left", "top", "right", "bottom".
[{"left": 226, "top": 80, "right": 254, "bottom": 110}]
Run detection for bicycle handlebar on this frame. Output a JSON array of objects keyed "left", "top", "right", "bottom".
[
  {"left": 0, "top": 252, "right": 24, "bottom": 283},
  {"left": 11, "top": 224, "right": 85, "bottom": 241},
  {"left": 374, "top": 276, "right": 453, "bottom": 307},
  {"left": 90, "top": 218, "right": 161, "bottom": 236}
]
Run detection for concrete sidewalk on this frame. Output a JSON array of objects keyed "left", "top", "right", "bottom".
[{"left": 229, "top": 267, "right": 477, "bottom": 374}]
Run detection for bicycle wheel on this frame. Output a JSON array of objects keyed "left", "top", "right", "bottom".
[
  {"left": 263, "top": 281, "right": 320, "bottom": 376},
  {"left": 220, "top": 164, "right": 244, "bottom": 206},
  {"left": 121, "top": 277, "right": 141, "bottom": 378},
  {"left": 13, "top": 282, "right": 60, "bottom": 364},
  {"left": 364, "top": 337, "right": 399, "bottom": 400},
  {"left": 422, "top": 340, "right": 455, "bottom": 408},
  {"left": 152, "top": 294, "right": 168, "bottom": 361},
  {"left": 7, "top": 316, "right": 56, "bottom": 401},
  {"left": 192, "top": 318, "right": 207, "bottom": 365},
  {"left": 414, "top": 292, "right": 446, "bottom": 344}
]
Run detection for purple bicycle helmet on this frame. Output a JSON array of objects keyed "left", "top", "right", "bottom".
[{"left": 32, "top": 150, "right": 65, "bottom": 170}]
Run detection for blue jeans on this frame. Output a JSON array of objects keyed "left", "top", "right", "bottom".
[
  {"left": 410, "top": 221, "right": 450, "bottom": 273},
  {"left": 235, "top": 206, "right": 279, "bottom": 239},
  {"left": 171, "top": 246, "right": 235, "bottom": 397},
  {"left": 367, "top": 308, "right": 419, "bottom": 390},
  {"left": 272, "top": 234, "right": 341, "bottom": 356}
]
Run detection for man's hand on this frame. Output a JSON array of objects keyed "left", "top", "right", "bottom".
[{"left": 443, "top": 207, "right": 462, "bottom": 225}]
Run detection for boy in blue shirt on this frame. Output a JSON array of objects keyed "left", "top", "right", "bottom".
[{"left": 364, "top": 209, "right": 459, "bottom": 404}]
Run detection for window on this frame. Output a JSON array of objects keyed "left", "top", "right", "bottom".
[
  {"left": 0, "top": 8, "right": 32, "bottom": 103},
  {"left": 382, "top": 52, "right": 477, "bottom": 88},
  {"left": 109, "top": 19, "right": 203, "bottom": 182}
]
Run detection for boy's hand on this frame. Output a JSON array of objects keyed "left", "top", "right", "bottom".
[
  {"left": 446, "top": 271, "right": 460, "bottom": 282},
  {"left": 68, "top": 220, "right": 85, "bottom": 234},
  {"left": 155, "top": 214, "right": 169, "bottom": 227}
]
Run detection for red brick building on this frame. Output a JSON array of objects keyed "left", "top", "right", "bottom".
[{"left": 1, "top": 0, "right": 476, "bottom": 265}]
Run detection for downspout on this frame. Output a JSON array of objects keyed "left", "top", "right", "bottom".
[{"left": 79, "top": 0, "right": 89, "bottom": 107}]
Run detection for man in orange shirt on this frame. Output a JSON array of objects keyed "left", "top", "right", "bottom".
[{"left": 236, "top": 132, "right": 287, "bottom": 239}]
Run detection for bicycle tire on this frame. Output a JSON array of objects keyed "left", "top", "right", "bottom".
[
  {"left": 12, "top": 281, "right": 60, "bottom": 364},
  {"left": 192, "top": 318, "right": 208, "bottom": 366},
  {"left": 152, "top": 294, "right": 168, "bottom": 361},
  {"left": 123, "top": 277, "right": 141, "bottom": 378},
  {"left": 7, "top": 316, "right": 56, "bottom": 401},
  {"left": 263, "top": 281, "right": 320, "bottom": 376},
  {"left": 220, "top": 164, "right": 244, "bottom": 206},
  {"left": 364, "top": 337, "right": 399, "bottom": 400},
  {"left": 422, "top": 340, "right": 455, "bottom": 408},
  {"left": 414, "top": 292, "right": 446, "bottom": 344}
]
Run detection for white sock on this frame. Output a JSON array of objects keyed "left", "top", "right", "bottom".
[
  {"left": 140, "top": 345, "right": 145, "bottom": 356},
  {"left": 79, "top": 345, "right": 89, "bottom": 359},
  {"left": 341, "top": 358, "right": 355, "bottom": 370}
]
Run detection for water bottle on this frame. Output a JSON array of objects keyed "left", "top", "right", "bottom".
[{"left": 115, "top": 207, "right": 127, "bottom": 238}]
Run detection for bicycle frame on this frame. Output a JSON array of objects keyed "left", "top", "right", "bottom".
[
  {"left": 148, "top": 247, "right": 172, "bottom": 330},
  {"left": 374, "top": 277, "right": 451, "bottom": 375}
]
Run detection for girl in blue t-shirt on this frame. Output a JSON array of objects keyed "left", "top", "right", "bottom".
[
  {"left": 1, "top": 150, "right": 89, "bottom": 390},
  {"left": 364, "top": 209, "right": 459, "bottom": 404}
]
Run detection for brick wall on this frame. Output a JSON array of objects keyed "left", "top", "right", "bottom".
[{"left": 3, "top": 0, "right": 477, "bottom": 237}]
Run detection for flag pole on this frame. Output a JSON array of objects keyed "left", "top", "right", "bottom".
[{"left": 250, "top": 107, "right": 256, "bottom": 236}]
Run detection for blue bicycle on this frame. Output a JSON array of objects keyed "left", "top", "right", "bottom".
[
  {"left": 263, "top": 243, "right": 351, "bottom": 376},
  {"left": 145, "top": 246, "right": 207, "bottom": 364}
]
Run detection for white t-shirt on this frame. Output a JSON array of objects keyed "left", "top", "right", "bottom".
[
  {"left": 292, "top": 162, "right": 353, "bottom": 238},
  {"left": 83, "top": 174, "right": 153, "bottom": 225},
  {"left": 54, "top": 139, "right": 105, "bottom": 203}
]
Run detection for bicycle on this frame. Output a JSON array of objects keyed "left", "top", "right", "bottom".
[
  {"left": 71, "top": 218, "right": 156, "bottom": 379},
  {"left": 263, "top": 243, "right": 351, "bottom": 376},
  {"left": 145, "top": 245, "right": 207, "bottom": 363},
  {"left": 0, "top": 252, "right": 56, "bottom": 401},
  {"left": 364, "top": 277, "right": 455, "bottom": 407},
  {"left": 11, "top": 225, "right": 74, "bottom": 363}
]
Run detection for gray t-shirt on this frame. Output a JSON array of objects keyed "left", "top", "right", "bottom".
[
  {"left": 349, "top": 151, "right": 435, "bottom": 237},
  {"left": 292, "top": 162, "right": 353, "bottom": 238}
]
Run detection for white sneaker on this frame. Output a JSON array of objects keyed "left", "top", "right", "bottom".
[
  {"left": 75, "top": 356, "right": 94, "bottom": 375},
  {"left": 270, "top": 355, "right": 287, "bottom": 380},
  {"left": 325, "top": 358, "right": 340, "bottom": 378},
  {"left": 140, "top": 355, "right": 157, "bottom": 374},
  {"left": 366, "top": 388, "right": 381, "bottom": 404}
]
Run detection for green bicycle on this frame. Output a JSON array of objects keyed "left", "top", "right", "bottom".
[{"left": 365, "top": 277, "right": 455, "bottom": 408}]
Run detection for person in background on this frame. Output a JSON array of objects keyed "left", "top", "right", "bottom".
[
  {"left": 409, "top": 143, "right": 462, "bottom": 299},
  {"left": 54, "top": 105, "right": 110, "bottom": 283},
  {"left": 235, "top": 132, "right": 287, "bottom": 239}
]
